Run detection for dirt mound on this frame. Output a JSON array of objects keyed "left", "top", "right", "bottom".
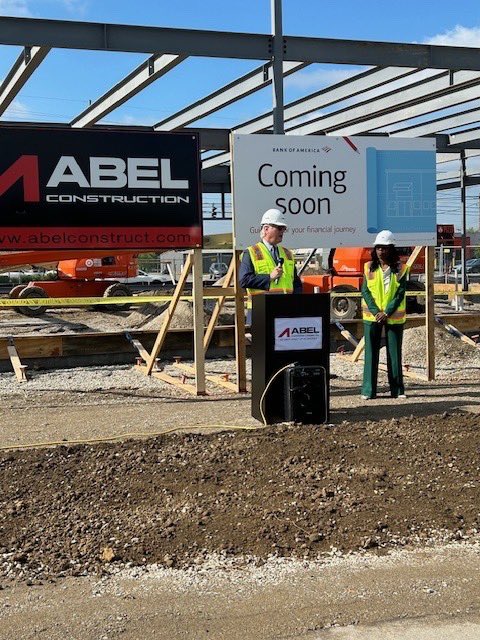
[
  {"left": 400, "top": 325, "right": 480, "bottom": 369},
  {"left": 0, "top": 412, "right": 478, "bottom": 580},
  {"left": 125, "top": 299, "right": 235, "bottom": 331}
]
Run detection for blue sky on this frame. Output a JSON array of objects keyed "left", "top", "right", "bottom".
[{"left": 1, "top": 0, "right": 480, "bottom": 230}]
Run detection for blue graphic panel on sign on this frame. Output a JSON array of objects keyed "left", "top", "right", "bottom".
[{"left": 366, "top": 148, "right": 436, "bottom": 234}]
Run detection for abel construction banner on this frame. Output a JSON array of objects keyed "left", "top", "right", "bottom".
[
  {"left": 232, "top": 134, "right": 437, "bottom": 249},
  {"left": 0, "top": 127, "right": 202, "bottom": 249}
]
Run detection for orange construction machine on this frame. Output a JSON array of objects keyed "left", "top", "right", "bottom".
[
  {"left": 0, "top": 250, "right": 141, "bottom": 316},
  {"left": 301, "top": 246, "right": 425, "bottom": 320}
]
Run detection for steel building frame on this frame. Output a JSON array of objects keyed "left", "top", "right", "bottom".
[{"left": 1, "top": 13, "right": 480, "bottom": 195}]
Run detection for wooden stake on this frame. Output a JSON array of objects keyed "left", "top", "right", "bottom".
[
  {"left": 145, "top": 253, "right": 192, "bottom": 375},
  {"left": 203, "top": 257, "right": 235, "bottom": 351},
  {"left": 192, "top": 248, "right": 206, "bottom": 395},
  {"left": 335, "top": 321, "right": 359, "bottom": 347},
  {"left": 6, "top": 337, "right": 28, "bottom": 383},
  {"left": 233, "top": 250, "right": 247, "bottom": 392},
  {"left": 426, "top": 245, "right": 435, "bottom": 380},
  {"left": 435, "top": 316, "right": 480, "bottom": 349}
]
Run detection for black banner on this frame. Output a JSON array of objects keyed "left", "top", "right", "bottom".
[{"left": 0, "top": 127, "right": 202, "bottom": 249}]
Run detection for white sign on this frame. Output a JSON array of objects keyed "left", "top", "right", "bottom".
[
  {"left": 232, "top": 134, "right": 437, "bottom": 249},
  {"left": 274, "top": 317, "right": 323, "bottom": 351}
]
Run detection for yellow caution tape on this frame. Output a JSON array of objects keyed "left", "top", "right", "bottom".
[
  {"left": 0, "top": 295, "right": 230, "bottom": 307},
  {"left": 1, "top": 289, "right": 478, "bottom": 307}
]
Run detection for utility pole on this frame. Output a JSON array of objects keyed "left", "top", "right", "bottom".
[{"left": 271, "top": 0, "right": 285, "bottom": 134}]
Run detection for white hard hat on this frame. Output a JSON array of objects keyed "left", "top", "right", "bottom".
[
  {"left": 261, "top": 208, "right": 287, "bottom": 227},
  {"left": 374, "top": 229, "right": 395, "bottom": 246}
]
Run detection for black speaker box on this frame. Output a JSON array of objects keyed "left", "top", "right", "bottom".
[{"left": 283, "top": 364, "right": 328, "bottom": 424}]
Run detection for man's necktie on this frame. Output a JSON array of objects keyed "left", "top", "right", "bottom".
[{"left": 271, "top": 246, "right": 279, "bottom": 263}]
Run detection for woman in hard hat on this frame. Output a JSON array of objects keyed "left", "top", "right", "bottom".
[{"left": 361, "top": 230, "right": 409, "bottom": 400}]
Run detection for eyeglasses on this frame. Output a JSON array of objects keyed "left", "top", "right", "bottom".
[{"left": 268, "top": 224, "right": 286, "bottom": 230}]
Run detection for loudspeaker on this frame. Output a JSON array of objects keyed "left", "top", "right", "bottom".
[{"left": 283, "top": 364, "right": 328, "bottom": 424}]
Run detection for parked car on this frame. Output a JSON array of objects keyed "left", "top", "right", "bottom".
[
  {"left": 450, "top": 258, "right": 480, "bottom": 282},
  {"left": 112, "top": 269, "right": 175, "bottom": 287}
]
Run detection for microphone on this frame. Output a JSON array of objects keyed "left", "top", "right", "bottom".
[{"left": 275, "top": 257, "right": 284, "bottom": 284}]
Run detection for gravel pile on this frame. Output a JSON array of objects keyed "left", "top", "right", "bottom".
[{"left": 400, "top": 326, "right": 480, "bottom": 371}]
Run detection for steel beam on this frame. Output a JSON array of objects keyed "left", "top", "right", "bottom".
[
  {"left": 71, "top": 53, "right": 186, "bottom": 128},
  {"left": 236, "top": 66, "right": 419, "bottom": 134},
  {"left": 0, "top": 17, "right": 269, "bottom": 59},
  {"left": 3, "top": 17, "right": 480, "bottom": 71},
  {"left": 0, "top": 46, "right": 50, "bottom": 115},
  {"left": 391, "top": 104, "right": 480, "bottom": 138},
  {"left": 285, "top": 34, "right": 480, "bottom": 70},
  {"left": 449, "top": 127, "right": 480, "bottom": 146},
  {"left": 154, "top": 61, "right": 305, "bottom": 131},
  {"left": 437, "top": 177, "right": 480, "bottom": 189},
  {"left": 288, "top": 70, "right": 480, "bottom": 136},
  {"left": 202, "top": 66, "right": 420, "bottom": 168}
]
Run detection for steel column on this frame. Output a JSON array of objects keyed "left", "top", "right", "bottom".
[{"left": 271, "top": 0, "right": 285, "bottom": 134}]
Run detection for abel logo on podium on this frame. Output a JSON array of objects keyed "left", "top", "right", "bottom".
[{"left": 274, "top": 317, "right": 323, "bottom": 351}]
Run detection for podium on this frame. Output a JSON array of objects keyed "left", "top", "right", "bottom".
[{"left": 251, "top": 293, "right": 330, "bottom": 424}]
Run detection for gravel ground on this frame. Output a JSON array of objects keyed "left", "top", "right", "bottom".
[
  {"left": 1, "top": 306, "right": 480, "bottom": 639},
  {"left": 0, "top": 409, "right": 478, "bottom": 582}
]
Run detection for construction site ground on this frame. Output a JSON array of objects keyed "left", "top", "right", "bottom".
[{"left": 0, "top": 304, "right": 479, "bottom": 638}]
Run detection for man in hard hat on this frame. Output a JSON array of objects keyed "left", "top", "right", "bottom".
[
  {"left": 361, "top": 229, "right": 409, "bottom": 400},
  {"left": 239, "top": 209, "right": 302, "bottom": 313}
]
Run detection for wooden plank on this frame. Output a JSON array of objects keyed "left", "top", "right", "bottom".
[
  {"left": 0, "top": 336, "right": 63, "bottom": 359},
  {"left": 6, "top": 338, "right": 28, "bottom": 382},
  {"left": 426, "top": 245, "right": 435, "bottom": 381},
  {"left": 145, "top": 253, "right": 192, "bottom": 375},
  {"left": 192, "top": 248, "right": 206, "bottom": 395},
  {"left": 233, "top": 249, "right": 247, "bottom": 393},
  {"left": 435, "top": 316, "right": 480, "bottom": 348},
  {"left": 350, "top": 336, "right": 365, "bottom": 362},
  {"left": 203, "top": 286, "right": 235, "bottom": 297},
  {"left": 172, "top": 361, "right": 239, "bottom": 392},
  {"left": 406, "top": 245, "right": 424, "bottom": 268},
  {"left": 378, "top": 362, "right": 427, "bottom": 381},
  {"left": 135, "top": 365, "right": 200, "bottom": 395},
  {"left": 335, "top": 321, "right": 359, "bottom": 347},
  {"left": 203, "top": 258, "right": 235, "bottom": 352},
  {"left": 124, "top": 332, "right": 150, "bottom": 362}
]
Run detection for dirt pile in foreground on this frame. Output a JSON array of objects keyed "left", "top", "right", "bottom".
[{"left": 0, "top": 412, "right": 478, "bottom": 581}]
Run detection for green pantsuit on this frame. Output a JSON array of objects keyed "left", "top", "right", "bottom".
[
  {"left": 361, "top": 321, "right": 405, "bottom": 399},
  {"left": 361, "top": 259, "right": 408, "bottom": 399}
]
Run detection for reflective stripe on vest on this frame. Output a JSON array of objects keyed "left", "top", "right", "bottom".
[
  {"left": 362, "top": 261, "right": 409, "bottom": 324},
  {"left": 246, "top": 243, "right": 295, "bottom": 308}
]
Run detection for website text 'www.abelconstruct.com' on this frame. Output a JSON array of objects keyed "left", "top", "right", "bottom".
[{"left": 0, "top": 226, "right": 202, "bottom": 249}]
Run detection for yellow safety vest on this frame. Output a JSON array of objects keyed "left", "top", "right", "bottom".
[
  {"left": 246, "top": 243, "right": 295, "bottom": 308},
  {"left": 362, "top": 261, "right": 409, "bottom": 325}
]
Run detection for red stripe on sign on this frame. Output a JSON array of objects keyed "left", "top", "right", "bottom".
[{"left": 0, "top": 226, "right": 203, "bottom": 250}]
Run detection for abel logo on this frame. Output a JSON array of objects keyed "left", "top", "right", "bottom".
[{"left": 274, "top": 317, "right": 323, "bottom": 351}]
